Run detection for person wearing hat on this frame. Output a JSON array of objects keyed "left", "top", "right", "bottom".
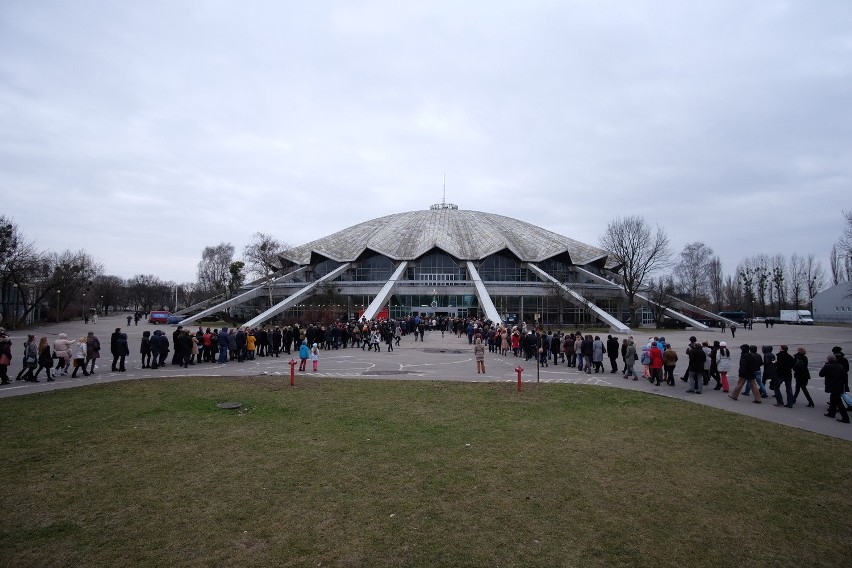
[
  {"left": 298, "top": 339, "right": 309, "bottom": 372},
  {"left": 310, "top": 342, "right": 319, "bottom": 372},
  {"left": 820, "top": 354, "right": 849, "bottom": 423}
]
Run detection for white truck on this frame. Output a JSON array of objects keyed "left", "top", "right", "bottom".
[{"left": 779, "top": 309, "right": 814, "bottom": 325}]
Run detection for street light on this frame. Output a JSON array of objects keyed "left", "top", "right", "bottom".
[{"left": 56, "top": 289, "right": 61, "bottom": 323}]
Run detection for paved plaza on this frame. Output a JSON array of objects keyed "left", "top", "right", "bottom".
[{"left": 2, "top": 314, "right": 851, "bottom": 441}]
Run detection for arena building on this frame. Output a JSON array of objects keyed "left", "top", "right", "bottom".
[{"left": 179, "top": 202, "right": 718, "bottom": 332}]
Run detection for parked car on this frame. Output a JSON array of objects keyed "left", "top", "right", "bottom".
[{"left": 149, "top": 311, "right": 170, "bottom": 324}]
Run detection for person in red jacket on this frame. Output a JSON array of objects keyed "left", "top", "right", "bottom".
[{"left": 649, "top": 342, "right": 664, "bottom": 386}]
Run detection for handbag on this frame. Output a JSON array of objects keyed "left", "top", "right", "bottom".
[
  {"left": 841, "top": 392, "right": 852, "bottom": 410},
  {"left": 26, "top": 356, "right": 36, "bottom": 365},
  {"left": 0, "top": 354, "right": 10, "bottom": 366}
]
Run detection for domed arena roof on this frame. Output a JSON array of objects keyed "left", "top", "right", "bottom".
[{"left": 281, "top": 207, "right": 614, "bottom": 267}]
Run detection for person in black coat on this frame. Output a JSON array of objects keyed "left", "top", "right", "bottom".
[
  {"left": 115, "top": 332, "right": 129, "bottom": 372},
  {"left": 110, "top": 328, "right": 122, "bottom": 372},
  {"left": 820, "top": 355, "right": 849, "bottom": 423},
  {"left": 729, "top": 344, "right": 761, "bottom": 402},
  {"left": 775, "top": 345, "right": 795, "bottom": 407},
  {"left": 792, "top": 347, "right": 813, "bottom": 407},
  {"left": 607, "top": 335, "right": 620, "bottom": 373},
  {"left": 140, "top": 331, "right": 152, "bottom": 369},
  {"left": 172, "top": 326, "right": 184, "bottom": 365},
  {"left": 830, "top": 346, "right": 849, "bottom": 392}
]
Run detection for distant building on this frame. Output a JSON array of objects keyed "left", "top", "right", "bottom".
[
  {"left": 811, "top": 282, "right": 852, "bottom": 324},
  {"left": 178, "top": 204, "right": 719, "bottom": 331}
]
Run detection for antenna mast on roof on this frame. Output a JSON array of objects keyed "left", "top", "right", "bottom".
[{"left": 430, "top": 173, "right": 458, "bottom": 210}]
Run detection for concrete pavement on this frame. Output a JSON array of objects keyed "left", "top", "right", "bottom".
[{"left": 2, "top": 314, "right": 851, "bottom": 441}]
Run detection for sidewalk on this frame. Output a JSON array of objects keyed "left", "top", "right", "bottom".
[{"left": 2, "top": 314, "right": 851, "bottom": 441}]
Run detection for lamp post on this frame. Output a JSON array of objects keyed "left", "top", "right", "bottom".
[{"left": 56, "top": 289, "right": 61, "bottom": 323}]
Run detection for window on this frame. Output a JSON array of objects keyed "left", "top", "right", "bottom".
[
  {"left": 408, "top": 253, "right": 465, "bottom": 282},
  {"left": 355, "top": 256, "right": 394, "bottom": 281},
  {"left": 479, "top": 254, "right": 527, "bottom": 281}
]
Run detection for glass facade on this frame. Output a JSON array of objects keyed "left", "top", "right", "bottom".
[
  {"left": 538, "top": 258, "right": 570, "bottom": 283},
  {"left": 313, "top": 259, "right": 341, "bottom": 279},
  {"left": 479, "top": 254, "right": 528, "bottom": 281},
  {"left": 407, "top": 252, "right": 466, "bottom": 282},
  {"left": 355, "top": 256, "right": 394, "bottom": 281}
]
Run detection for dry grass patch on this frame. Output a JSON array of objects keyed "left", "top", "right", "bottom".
[{"left": 1, "top": 376, "right": 849, "bottom": 567}]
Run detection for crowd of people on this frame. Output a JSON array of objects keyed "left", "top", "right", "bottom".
[
  {"left": 0, "top": 317, "right": 849, "bottom": 424},
  {"left": 462, "top": 322, "right": 850, "bottom": 424}
]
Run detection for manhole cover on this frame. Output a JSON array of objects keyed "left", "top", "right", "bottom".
[
  {"left": 217, "top": 402, "right": 242, "bottom": 410},
  {"left": 361, "top": 370, "right": 412, "bottom": 376},
  {"left": 422, "top": 348, "right": 465, "bottom": 354}
]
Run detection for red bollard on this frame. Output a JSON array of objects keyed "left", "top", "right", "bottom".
[
  {"left": 515, "top": 366, "right": 523, "bottom": 391},
  {"left": 288, "top": 359, "right": 297, "bottom": 386}
]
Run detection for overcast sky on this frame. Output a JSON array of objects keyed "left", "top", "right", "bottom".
[{"left": 1, "top": 1, "right": 850, "bottom": 285}]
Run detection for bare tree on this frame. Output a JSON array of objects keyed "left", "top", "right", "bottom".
[
  {"left": 804, "top": 254, "right": 826, "bottom": 300},
  {"left": 92, "top": 275, "right": 126, "bottom": 315},
  {"left": 830, "top": 243, "right": 844, "bottom": 285},
  {"left": 737, "top": 259, "right": 759, "bottom": 317},
  {"left": 177, "top": 281, "right": 203, "bottom": 310},
  {"left": 228, "top": 261, "right": 246, "bottom": 298},
  {"left": 197, "top": 243, "right": 235, "bottom": 297},
  {"left": 645, "top": 275, "right": 677, "bottom": 328},
  {"left": 128, "top": 274, "right": 172, "bottom": 312},
  {"left": 0, "top": 217, "right": 46, "bottom": 328},
  {"left": 243, "top": 232, "right": 288, "bottom": 279},
  {"left": 770, "top": 253, "right": 786, "bottom": 312},
  {"left": 599, "top": 216, "right": 672, "bottom": 327},
  {"left": 723, "top": 274, "right": 743, "bottom": 310},
  {"left": 835, "top": 210, "right": 852, "bottom": 294},
  {"left": 43, "top": 250, "right": 103, "bottom": 322},
  {"left": 708, "top": 256, "right": 724, "bottom": 312},
  {"left": 787, "top": 254, "right": 807, "bottom": 309},
  {"left": 674, "top": 242, "right": 713, "bottom": 307}
]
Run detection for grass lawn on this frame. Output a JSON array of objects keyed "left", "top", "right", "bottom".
[{"left": 1, "top": 377, "right": 850, "bottom": 568}]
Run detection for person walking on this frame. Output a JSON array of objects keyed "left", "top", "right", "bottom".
[
  {"left": 663, "top": 343, "right": 678, "bottom": 386},
  {"left": 54, "top": 333, "right": 74, "bottom": 376},
  {"left": 792, "top": 347, "right": 814, "bottom": 407},
  {"left": 716, "top": 342, "right": 731, "bottom": 393},
  {"left": 14, "top": 334, "right": 35, "bottom": 381},
  {"left": 729, "top": 344, "right": 762, "bottom": 403},
  {"left": 71, "top": 337, "right": 89, "bottom": 378},
  {"left": 649, "top": 341, "right": 664, "bottom": 386},
  {"left": 110, "top": 328, "right": 122, "bottom": 372},
  {"left": 607, "top": 335, "right": 619, "bottom": 373},
  {"left": 31, "top": 337, "right": 54, "bottom": 381},
  {"left": 474, "top": 337, "right": 486, "bottom": 374},
  {"left": 623, "top": 338, "right": 637, "bottom": 380},
  {"left": 820, "top": 354, "right": 850, "bottom": 423},
  {"left": 686, "top": 340, "right": 706, "bottom": 394},
  {"left": 85, "top": 332, "right": 101, "bottom": 375},
  {"left": 775, "top": 345, "right": 795, "bottom": 407}
]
